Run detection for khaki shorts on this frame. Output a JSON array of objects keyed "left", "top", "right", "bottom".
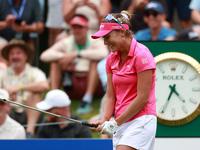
[{"left": 113, "top": 115, "right": 157, "bottom": 150}]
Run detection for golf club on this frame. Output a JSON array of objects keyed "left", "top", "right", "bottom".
[{"left": 0, "top": 98, "right": 98, "bottom": 128}]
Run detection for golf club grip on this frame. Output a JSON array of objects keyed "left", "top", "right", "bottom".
[{"left": 82, "top": 122, "right": 98, "bottom": 128}]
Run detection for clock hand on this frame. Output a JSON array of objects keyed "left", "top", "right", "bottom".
[
  {"left": 161, "top": 85, "right": 174, "bottom": 113},
  {"left": 169, "top": 84, "right": 185, "bottom": 102}
]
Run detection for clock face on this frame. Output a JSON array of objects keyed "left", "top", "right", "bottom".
[{"left": 155, "top": 52, "right": 200, "bottom": 126}]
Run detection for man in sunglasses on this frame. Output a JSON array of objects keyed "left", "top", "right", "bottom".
[{"left": 135, "top": 1, "right": 177, "bottom": 41}]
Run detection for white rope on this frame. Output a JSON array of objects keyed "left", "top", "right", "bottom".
[
  {"left": 1, "top": 120, "right": 92, "bottom": 129},
  {"left": 23, "top": 120, "right": 90, "bottom": 127}
]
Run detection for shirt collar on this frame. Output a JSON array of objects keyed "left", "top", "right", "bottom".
[{"left": 8, "top": 63, "right": 30, "bottom": 76}]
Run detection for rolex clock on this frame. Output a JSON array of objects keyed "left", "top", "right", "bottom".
[{"left": 155, "top": 52, "right": 200, "bottom": 126}]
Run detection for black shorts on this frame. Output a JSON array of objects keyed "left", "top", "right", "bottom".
[{"left": 165, "top": 0, "right": 191, "bottom": 21}]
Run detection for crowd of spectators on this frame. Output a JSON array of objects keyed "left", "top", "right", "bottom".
[{"left": 0, "top": 0, "right": 199, "bottom": 139}]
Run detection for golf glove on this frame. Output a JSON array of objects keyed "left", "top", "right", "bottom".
[{"left": 100, "top": 120, "right": 119, "bottom": 135}]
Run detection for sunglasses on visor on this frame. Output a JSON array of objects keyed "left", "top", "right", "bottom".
[
  {"left": 144, "top": 11, "right": 158, "bottom": 17},
  {"left": 105, "top": 14, "right": 126, "bottom": 30}
]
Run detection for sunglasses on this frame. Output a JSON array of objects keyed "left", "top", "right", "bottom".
[
  {"left": 105, "top": 14, "right": 126, "bottom": 30},
  {"left": 144, "top": 11, "right": 158, "bottom": 17}
]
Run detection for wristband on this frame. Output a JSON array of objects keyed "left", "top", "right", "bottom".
[
  {"left": 19, "top": 84, "right": 23, "bottom": 92},
  {"left": 19, "top": 84, "right": 25, "bottom": 102}
]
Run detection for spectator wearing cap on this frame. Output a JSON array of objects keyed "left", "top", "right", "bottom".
[
  {"left": 0, "top": 89, "right": 26, "bottom": 139},
  {"left": 177, "top": 28, "right": 200, "bottom": 41},
  {"left": 62, "top": 0, "right": 111, "bottom": 34},
  {"left": 120, "top": 0, "right": 170, "bottom": 33},
  {"left": 36, "top": 89, "right": 92, "bottom": 138},
  {"left": 135, "top": 1, "right": 177, "bottom": 41},
  {"left": 40, "top": 14, "right": 109, "bottom": 115},
  {"left": 0, "top": 38, "right": 49, "bottom": 138}
]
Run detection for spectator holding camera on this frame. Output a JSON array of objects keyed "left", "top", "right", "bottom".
[{"left": 0, "top": 0, "right": 44, "bottom": 49}]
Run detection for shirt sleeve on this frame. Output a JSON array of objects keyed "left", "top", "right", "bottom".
[
  {"left": 106, "top": 53, "right": 113, "bottom": 74},
  {"left": 135, "top": 30, "right": 143, "bottom": 41},
  {"left": 40, "top": 38, "right": 68, "bottom": 62},
  {"left": 189, "top": 0, "right": 200, "bottom": 10},
  {"left": 80, "top": 38, "right": 109, "bottom": 61},
  {"left": 135, "top": 29, "right": 151, "bottom": 41},
  {"left": 134, "top": 46, "right": 156, "bottom": 73},
  {"left": 16, "top": 126, "right": 26, "bottom": 139},
  {"left": 30, "top": 67, "right": 47, "bottom": 82}
]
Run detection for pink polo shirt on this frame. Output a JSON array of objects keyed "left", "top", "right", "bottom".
[{"left": 106, "top": 38, "right": 157, "bottom": 122}]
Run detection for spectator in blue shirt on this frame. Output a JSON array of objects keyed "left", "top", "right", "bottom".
[
  {"left": 135, "top": 1, "right": 177, "bottom": 41},
  {"left": 189, "top": 0, "right": 200, "bottom": 25}
]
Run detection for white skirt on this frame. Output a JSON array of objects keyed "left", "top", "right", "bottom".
[{"left": 113, "top": 115, "right": 157, "bottom": 150}]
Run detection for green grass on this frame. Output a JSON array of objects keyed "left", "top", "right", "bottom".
[{"left": 70, "top": 98, "right": 102, "bottom": 138}]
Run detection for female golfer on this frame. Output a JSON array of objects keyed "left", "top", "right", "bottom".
[{"left": 91, "top": 10, "right": 157, "bottom": 150}]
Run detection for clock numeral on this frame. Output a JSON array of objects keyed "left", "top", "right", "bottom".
[
  {"left": 189, "top": 75, "right": 197, "bottom": 81},
  {"left": 159, "top": 106, "right": 164, "bottom": 113},
  {"left": 171, "top": 108, "right": 175, "bottom": 117},
  {"left": 189, "top": 98, "right": 197, "bottom": 104},
  {"left": 182, "top": 106, "right": 188, "bottom": 114},
  {"left": 159, "top": 65, "right": 165, "bottom": 74},
  {"left": 192, "top": 88, "right": 200, "bottom": 91},
  {"left": 182, "top": 65, "right": 188, "bottom": 73}
]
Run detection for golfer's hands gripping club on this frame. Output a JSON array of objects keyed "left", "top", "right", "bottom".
[
  {"left": 82, "top": 122, "right": 98, "bottom": 128},
  {"left": 90, "top": 119, "right": 119, "bottom": 135},
  {"left": 100, "top": 120, "right": 119, "bottom": 135}
]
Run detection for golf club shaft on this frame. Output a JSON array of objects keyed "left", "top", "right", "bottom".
[{"left": 0, "top": 98, "right": 98, "bottom": 128}]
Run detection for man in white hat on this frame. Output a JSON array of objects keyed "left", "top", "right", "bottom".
[
  {"left": 0, "top": 89, "right": 26, "bottom": 139},
  {"left": 36, "top": 89, "right": 92, "bottom": 138},
  {"left": 0, "top": 38, "right": 49, "bottom": 138}
]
